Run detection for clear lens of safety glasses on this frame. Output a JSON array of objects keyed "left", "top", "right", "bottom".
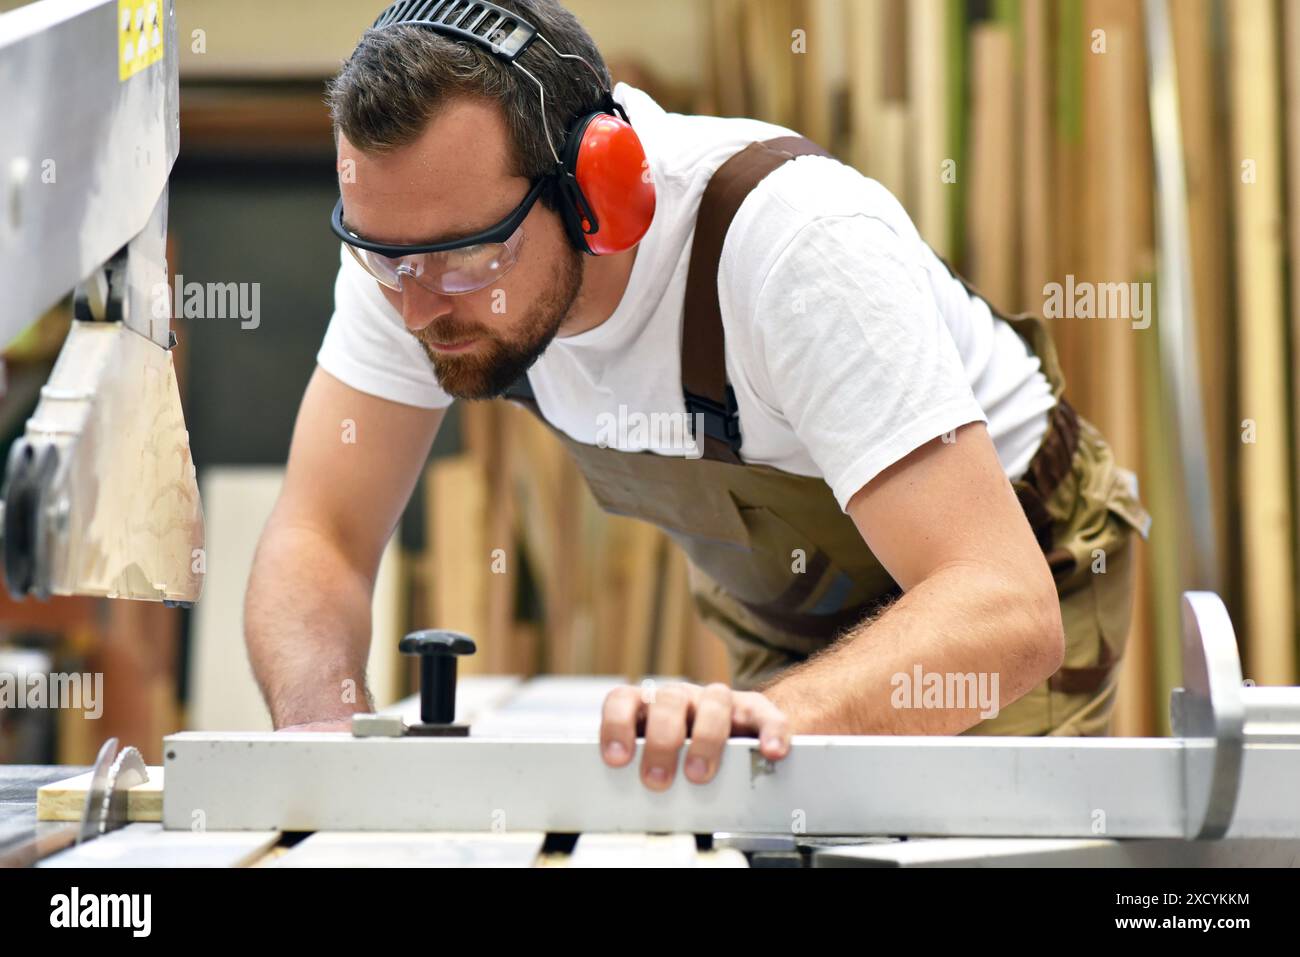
[{"left": 347, "top": 228, "right": 525, "bottom": 296}]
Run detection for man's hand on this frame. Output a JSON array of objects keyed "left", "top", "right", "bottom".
[
  {"left": 599, "top": 682, "right": 792, "bottom": 791},
  {"left": 246, "top": 368, "right": 445, "bottom": 728}
]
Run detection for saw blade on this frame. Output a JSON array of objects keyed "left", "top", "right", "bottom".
[
  {"left": 76, "top": 738, "right": 149, "bottom": 843},
  {"left": 77, "top": 737, "right": 119, "bottom": 844},
  {"left": 103, "top": 746, "right": 148, "bottom": 831}
]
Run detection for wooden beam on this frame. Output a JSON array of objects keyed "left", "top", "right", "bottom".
[
  {"left": 908, "top": 0, "right": 951, "bottom": 256},
  {"left": 966, "top": 24, "right": 1018, "bottom": 310},
  {"left": 427, "top": 455, "right": 489, "bottom": 656},
  {"left": 1227, "top": 0, "right": 1297, "bottom": 683},
  {"left": 1169, "top": 0, "right": 1234, "bottom": 606},
  {"left": 1283, "top": 0, "right": 1300, "bottom": 664},
  {"left": 1021, "top": 0, "right": 1054, "bottom": 315}
]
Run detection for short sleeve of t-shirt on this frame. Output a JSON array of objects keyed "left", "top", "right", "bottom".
[{"left": 738, "top": 214, "right": 988, "bottom": 510}]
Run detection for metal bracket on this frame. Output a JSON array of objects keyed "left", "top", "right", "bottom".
[{"left": 73, "top": 247, "right": 129, "bottom": 324}]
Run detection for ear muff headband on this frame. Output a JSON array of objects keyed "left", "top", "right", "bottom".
[{"left": 369, "top": 0, "right": 656, "bottom": 255}]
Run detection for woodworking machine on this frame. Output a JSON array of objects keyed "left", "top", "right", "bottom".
[
  {"left": 3, "top": 1, "right": 1299, "bottom": 869},
  {"left": 0, "top": 0, "right": 203, "bottom": 605},
  {"left": 24, "top": 590, "right": 1300, "bottom": 868}
]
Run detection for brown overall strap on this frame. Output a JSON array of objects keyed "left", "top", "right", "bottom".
[{"left": 682, "top": 136, "right": 834, "bottom": 464}]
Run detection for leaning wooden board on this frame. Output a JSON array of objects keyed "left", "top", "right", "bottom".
[
  {"left": 908, "top": 0, "right": 950, "bottom": 258},
  {"left": 1284, "top": 0, "right": 1300, "bottom": 647},
  {"left": 1170, "top": 0, "right": 1232, "bottom": 600},
  {"left": 966, "top": 23, "right": 1017, "bottom": 310},
  {"left": 1020, "top": 0, "right": 1053, "bottom": 317},
  {"left": 1228, "top": 0, "right": 1296, "bottom": 682}
]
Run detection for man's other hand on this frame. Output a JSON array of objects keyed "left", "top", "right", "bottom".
[{"left": 599, "top": 682, "right": 791, "bottom": 791}]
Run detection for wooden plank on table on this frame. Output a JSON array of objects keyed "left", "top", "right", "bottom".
[
  {"left": 468, "top": 675, "right": 624, "bottom": 738},
  {"left": 37, "top": 768, "right": 164, "bottom": 822},
  {"left": 965, "top": 24, "right": 1018, "bottom": 311},
  {"left": 37, "top": 823, "right": 279, "bottom": 868},
  {"left": 570, "top": 833, "right": 699, "bottom": 868},
  {"left": 273, "top": 832, "right": 545, "bottom": 868},
  {"left": 1227, "top": 0, "right": 1296, "bottom": 683}
]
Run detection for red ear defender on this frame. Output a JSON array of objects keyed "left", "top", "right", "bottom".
[
  {"left": 560, "top": 111, "right": 656, "bottom": 255},
  {"left": 364, "top": 4, "right": 654, "bottom": 256}
]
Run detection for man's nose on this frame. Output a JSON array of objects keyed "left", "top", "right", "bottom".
[{"left": 400, "top": 280, "right": 454, "bottom": 333}]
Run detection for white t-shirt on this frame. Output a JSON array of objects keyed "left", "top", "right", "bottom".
[{"left": 318, "top": 83, "right": 1054, "bottom": 511}]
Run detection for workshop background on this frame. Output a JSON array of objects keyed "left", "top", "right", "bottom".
[{"left": 2, "top": 0, "right": 1299, "bottom": 763}]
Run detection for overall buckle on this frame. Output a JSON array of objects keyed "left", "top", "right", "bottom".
[{"left": 684, "top": 386, "right": 743, "bottom": 455}]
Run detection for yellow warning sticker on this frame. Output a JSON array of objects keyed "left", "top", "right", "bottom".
[{"left": 118, "top": 0, "right": 164, "bottom": 82}]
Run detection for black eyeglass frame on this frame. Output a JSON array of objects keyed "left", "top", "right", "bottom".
[{"left": 330, "top": 175, "right": 552, "bottom": 257}]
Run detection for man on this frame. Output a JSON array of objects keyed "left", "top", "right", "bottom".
[{"left": 246, "top": 0, "right": 1150, "bottom": 791}]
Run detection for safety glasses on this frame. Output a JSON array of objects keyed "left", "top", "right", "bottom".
[{"left": 330, "top": 177, "right": 548, "bottom": 295}]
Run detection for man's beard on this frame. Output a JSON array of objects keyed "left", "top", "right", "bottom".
[{"left": 414, "top": 250, "right": 583, "bottom": 401}]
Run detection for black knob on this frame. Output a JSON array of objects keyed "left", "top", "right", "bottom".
[{"left": 399, "top": 630, "right": 476, "bottom": 725}]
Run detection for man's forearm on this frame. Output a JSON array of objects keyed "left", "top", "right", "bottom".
[
  {"left": 759, "top": 563, "right": 1064, "bottom": 734},
  {"left": 245, "top": 520, "right": 376, "bottom": 728}
]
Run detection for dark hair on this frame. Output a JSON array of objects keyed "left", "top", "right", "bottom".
[{"left": 327, "top": 1, "right": 611, "bottom": 213}]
